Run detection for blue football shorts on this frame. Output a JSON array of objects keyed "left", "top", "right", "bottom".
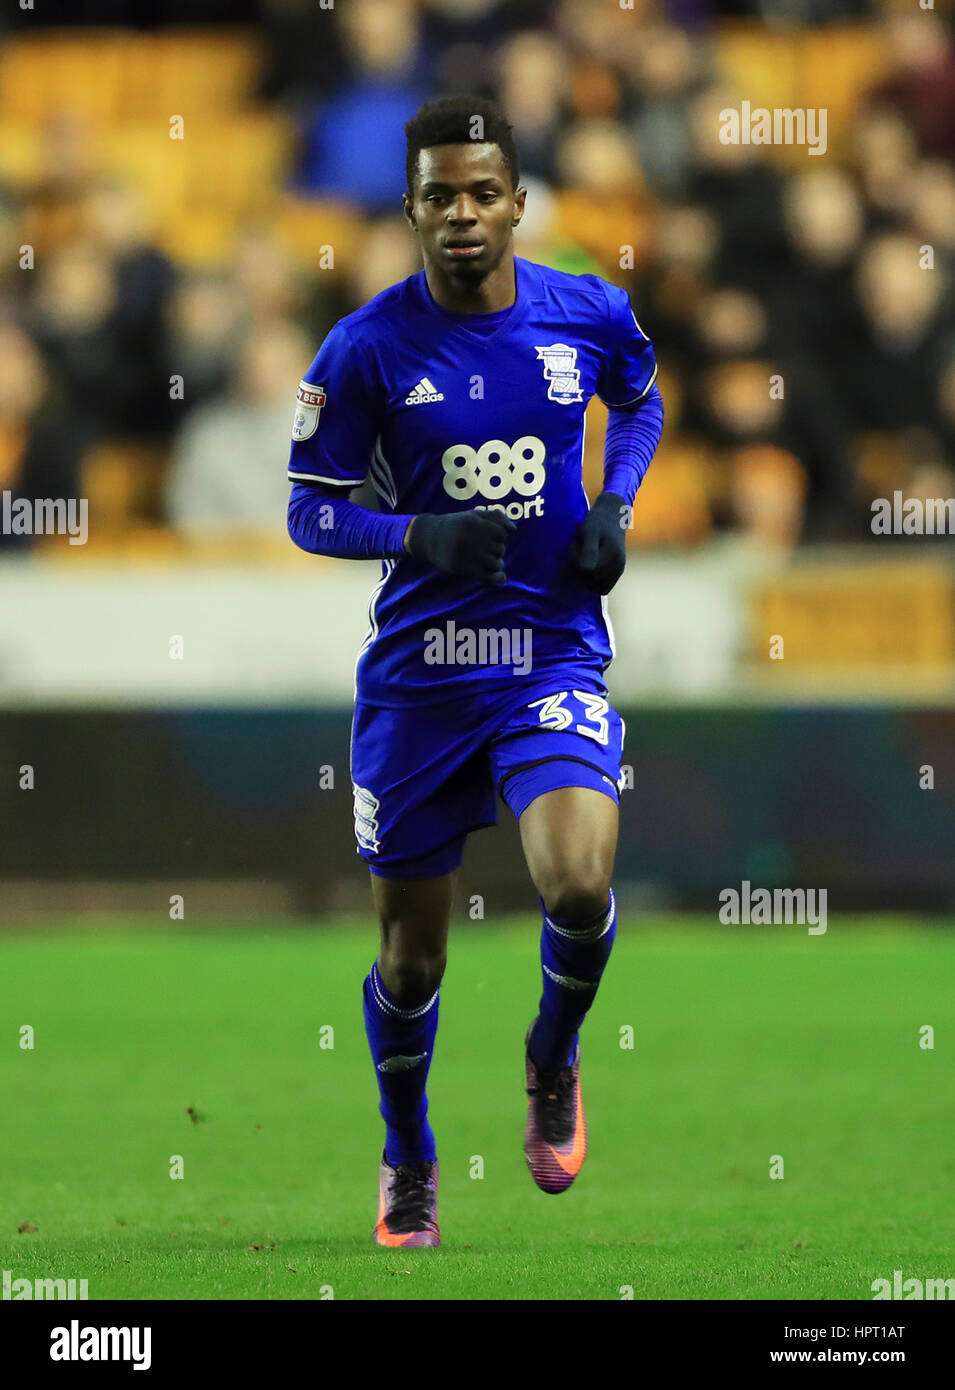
[{"left": 349, "top": 676, "right": 625, "bottom": 879}]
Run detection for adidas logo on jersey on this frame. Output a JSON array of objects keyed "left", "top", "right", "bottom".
[{"left": 405, "top": 377, "right": 444, "bottom": 405}]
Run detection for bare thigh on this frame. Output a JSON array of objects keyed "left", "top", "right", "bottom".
[{"left": 519, "top": 787, "right": 618, "bottom": 920}]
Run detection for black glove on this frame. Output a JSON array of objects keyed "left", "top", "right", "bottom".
[
  {"left": 405, "top": 511, "right": 517, "bottom": 585},
  {"left": 570, "top": 491, "right": 629, "bottom": 595}
]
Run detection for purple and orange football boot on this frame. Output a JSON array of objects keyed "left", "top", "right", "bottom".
[
  {"left": 523, "top": 1020, "right": 587, "bottom": 1194},
  {"left": 374, "top": 1151, "right": 440, "bottom": 1247}
]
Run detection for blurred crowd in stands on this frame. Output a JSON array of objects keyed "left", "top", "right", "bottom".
[{"left": 1, "top": 0, "right": 954, "bottom": 555}]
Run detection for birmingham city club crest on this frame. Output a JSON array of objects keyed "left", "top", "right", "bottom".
[{"left": 534, "top": 343, "right": 583, "bottom": 404}]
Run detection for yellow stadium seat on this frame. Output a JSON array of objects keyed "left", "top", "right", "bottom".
[
  {"left": 80, "top": 441, "right": 170, "bottom": 531},
  {"left": 101, "top": 112, "right": 291, "bottom": 224},
  {"left": 799, "top": 26, "right": 889, "bottom": 136},
  {"left": 0, "top": 35, "right": 108, "bottom": 123},
  {"left": 628, "top": 439, "right": 713, "bottom": 547},
  {"left": 154, "top": 206, "right": 240, "bottom": 270},
  {"left": 854, "top": 431, "right": 909, "bottom": 502},
  {"left": 0, "top": 120, "right": 45, "bottom": 186},
  {"left": 275, "top": 195, "right": 364, "bottom": 278},
  {"left": 101, "top": 121, "right": 189, "bottom": 217},
  {"left": 715, "top": 22, "right": 887, "bottom": 164},
  {"left": 174, "top": 115, "right": 292, "bottom": 214},
  {"left": 0, "top": 29, "right": 263, "bottom": 125},
  {"left": 123, "top": 29, "right": 264, "bottom": 120},
  {"left": 716, "top": 24, "right": 802, "bottom": 114}
]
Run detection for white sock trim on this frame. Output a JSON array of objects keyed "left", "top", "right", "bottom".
[
  {"left": 371, "top": 963, "right": 438, "bottom": 1020},
  {"left": 544, "top": 889, "right": 615, "bottom": 942}
]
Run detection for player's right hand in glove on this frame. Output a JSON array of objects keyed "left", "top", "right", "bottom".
[{"left": 404, "top": 511, "right": 518, "bottom": 585}]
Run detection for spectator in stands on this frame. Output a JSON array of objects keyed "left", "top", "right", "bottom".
[
  {"left": 908, "top": 160, "right": 955, "bottom": 265},
  {"left": 729, "top": 443, "right": 808, "bottom": 554},
  {"left": 164, "top": 272, "right": 244, "bottom": 418},
  {"left": 165, "top": 321, "right": 312, "bottom": 532},
  {"left": 554, "top": 117, "right": 654, "bottom": 274},
  {"left": 19, "top": 110, "right": 96, "bottom": 260},
  {"left": 850, "top": 107, "right": 920, "bottom": 221},
  {"left": 259, "top": 0, "right": 349, "bottom": 109},
  {"left": 868, "top": 11, "right": 955, "bottom": 165},
  {"left": 232, "top": 224, "right": 308, "bottom": 330},
  {"left": 26, "top": 238, "right": 128, "bottom": 452},
  {"left": 26, "top": 178, "right": 176, "bottom": 448},
  {"left": 81, "top": 177, "right": 177, "bottom": 439},
  {"left": 635, "top": 201, "right": 720, "bottom": 365},
  {"left": 420, "top": 0, "right": 555, "bottom": 95},
  {"left": 346, "top": 212, "right": 421, "bottom": 305},
  {"left": 694, "top": 357, "right": 811, "bottom": 550},
  {"left": 495, "top": 31, "right": 567, "bottom": 184},
  {"left": 935, "top": 352, "right": 955, "bottom": 465},
  {"left": 685, "top": 83, "right": 789, "bottom": 299},
  {"left": 774, "top": 167, "right": 863, "bottom": 371},
  {"left": 626, "top": 21, "right": 704, "bottom": 198},
  {"left": 844, "top": 232, "right": 949, "bottom": 436},
  {"left": 0, "top": 324, "right": 81, "bottom": 552},
  {"left": 0, "top": 188, "right": 27, "bottom": 318},
  {"left": 294, "top": 0, "right": 429, "bottom": 212}
]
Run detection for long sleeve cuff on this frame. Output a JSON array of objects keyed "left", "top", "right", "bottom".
[
  {"left": 288, "top": 481, "right": 412, "bottom": 559},
  {"left": 601, "top": 381, "right": 664, "bottom": 506}
]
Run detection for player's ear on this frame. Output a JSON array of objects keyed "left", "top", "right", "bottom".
[
  {"left": 402, "top": 192, "right": 416, "bottom": 230},
  {"left": 512, "top": 185, "right": 527, "bottom": 226}
]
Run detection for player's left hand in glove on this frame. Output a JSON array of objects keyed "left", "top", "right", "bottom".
[{"left": 570, "top": 490, "right": 629, "bottom": 595}]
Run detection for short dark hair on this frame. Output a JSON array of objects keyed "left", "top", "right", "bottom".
[{"left": 404, "top": 95, "right": 520, "bottom": 196}]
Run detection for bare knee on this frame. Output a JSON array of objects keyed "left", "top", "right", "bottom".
[
  {"left": 539, "top": 860, "right": 611, "bottom": 923},
  {"left": 378, "top": 939, "right": 447, "bottom": 1006}
]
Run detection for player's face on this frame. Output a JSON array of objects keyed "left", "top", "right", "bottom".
[{"left": 403, "top": 143, "right": 525, "bottom": 284}]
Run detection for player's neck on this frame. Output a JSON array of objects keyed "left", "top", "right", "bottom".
[{"left": 423, "top": 256, "right": 517, "bottom": 315}]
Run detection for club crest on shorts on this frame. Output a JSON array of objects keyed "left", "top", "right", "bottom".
[
  {"left": 534, "top": 343, "right": 583, "bottom": 404},
  {"left": 292, "top": 380, "right": 326, "bottom": 441},
  {"left": 353, "top": 783, "right": 380, "bottom": 853}
]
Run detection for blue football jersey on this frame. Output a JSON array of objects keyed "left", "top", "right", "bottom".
[{"left": 287, "top": 256, "right": 657, "bottom": 706}]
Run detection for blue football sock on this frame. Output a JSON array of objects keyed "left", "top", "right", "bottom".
[
  {"left": 362, "top": 960, "right": 438, "bottom": 1167},
  {"left": 529, "top": 891, "right": 617, "bottom": 1072}
]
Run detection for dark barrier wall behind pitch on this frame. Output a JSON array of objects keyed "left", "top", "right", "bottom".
[{"left": 1, "top": 707, "right": 953, "bottom": 915}]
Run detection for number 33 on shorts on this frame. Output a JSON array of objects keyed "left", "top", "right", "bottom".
[
  {"left": 492, "top": 688, "right": 626, "bottom": 806},
  {"left": 528, "top": 691, "right": 613, "bottom": 745}
]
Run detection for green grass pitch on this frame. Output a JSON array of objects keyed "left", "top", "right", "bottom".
[{"left": 1, "top": 919, "right": 952, "bottom": 1301}]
